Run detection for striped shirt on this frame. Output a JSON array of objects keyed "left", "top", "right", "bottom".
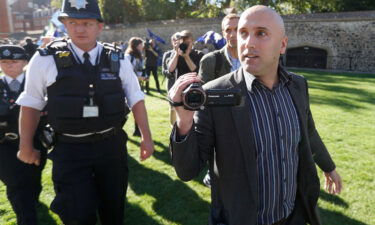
[{"left": 244, "top": 69, "right": 301, "bottom": 225}]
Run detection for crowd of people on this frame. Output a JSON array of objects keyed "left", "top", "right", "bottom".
[{"left": 0, "top": 0, "right": 343, "bottom": 225}]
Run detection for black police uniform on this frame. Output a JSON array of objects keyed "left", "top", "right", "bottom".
[
  {"left": 39, "top": 39, "right": 129, "bottom": 225},
  {"left": 30, "top": 1, "right": 132, "bottom": 224},
  {"left": 0, "top": 45, "right": 47, "bottom": 225}
]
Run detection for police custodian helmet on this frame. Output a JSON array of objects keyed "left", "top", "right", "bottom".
[
  {"left": 0, "top": 45, "right": 28, "bottom": 61},
  {"left": 58, "top": 0, "right": 104, "bottom": 22}
]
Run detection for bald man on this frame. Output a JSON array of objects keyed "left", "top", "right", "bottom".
[{"left": 169, "top": 5, "right": 342, "bottom": 225}]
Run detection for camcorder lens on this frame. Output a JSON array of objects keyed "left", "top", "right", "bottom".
[{"left": 187, "top": 91, "right": 202, "bottom": 104}]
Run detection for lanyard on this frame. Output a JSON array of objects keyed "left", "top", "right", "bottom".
[{"left": 69, "top": 44, "right": 101, "bottom": 105}]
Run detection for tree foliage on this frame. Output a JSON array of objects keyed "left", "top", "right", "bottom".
[{"left": 50, "top": 0, "right": 375, "bottom": 24}]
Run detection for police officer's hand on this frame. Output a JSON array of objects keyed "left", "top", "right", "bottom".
[
  {"left": 168, "top": 72, "right": 200, "bottom": 135},
  {"left": 140, "top": 138, "right": 154, "bottom": 161},
  {"left": 17, "top": 148, "right": 40, "bottom": 166}
]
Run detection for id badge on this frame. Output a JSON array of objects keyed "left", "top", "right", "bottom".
[{"left": 83, "top": 105, "right": 99, "bottom": 117}]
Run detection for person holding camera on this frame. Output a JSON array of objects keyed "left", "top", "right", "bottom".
[
  {"left": 0, "top": 45, "right": 47, "bottom": 225},
  {"left": 169, "top": 6, "right": 342, "bottom": 225},
  {"left": 166, "top": 30, "right": 204, "bottom": 125},
  {"left": 145, "top": 38, "right": 161, "bottom": 93},
  {"left": 167, "top": 30, "right": 204, "bottom": 80}
]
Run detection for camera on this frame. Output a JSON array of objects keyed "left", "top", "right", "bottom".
[
  {"left": 144, "top": 38, "right": 151, "bottom": 49},
  {"left": 182, "top": 83, "right": 242, "bottom": 111},
  {"left": 179, "top": 43, "right": 188, "bottom": 53}
]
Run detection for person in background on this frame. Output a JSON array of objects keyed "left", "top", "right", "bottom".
[
  {"left": 164, "top": 31, "right": 204, "bottom": 126},
  {"left": 198, "top": 13, "right": 240, "bottom": 188},
  {"left": 125, "top": 37, "right": 147, "bottom": 136},
  {"left": 22, "top": 37, "right": 38, "bottom": 58},
  {"left": 0, "top": 44, "right": 47, "bottom": 225},
  {"left": 145, "top": 39, "right": 161, "bottom": 93}
]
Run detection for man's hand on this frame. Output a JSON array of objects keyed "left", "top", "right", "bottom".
[
  {"left": 140, "top": 138, "right": 154, "bottom": 161},
  {"left": 168, "top": 73, "right": 200, "bottom": 135},
  {"left": 17, "top": 148, "right": 40, "bottom": 166},
  {"left": 324, "top": 169, "right": 343, "bottom": 194}
]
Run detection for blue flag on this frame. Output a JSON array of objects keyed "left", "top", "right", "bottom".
[
  {"left": 147, "top": 28, "right": 166, "bottom": 44},
  {"left": 196, "top": 31, "right": 226, "bottom": 50}
]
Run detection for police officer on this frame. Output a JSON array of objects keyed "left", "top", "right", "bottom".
[
  {"left": 0, "top": 45, "right": 47, "bottom": 225},
  {"left": 16, "top": 0, "right": 154, "bottom": 224}
]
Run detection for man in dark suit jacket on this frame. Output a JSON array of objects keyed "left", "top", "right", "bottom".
[
  {"left": 169, "top": 5, "right": 342, "bottom": 225},
  {"left": 199, "top": 13, "right": 240, "bottom": 83},
  {"left": 198, "top": 13, "right": 241, "bottom": 187}
]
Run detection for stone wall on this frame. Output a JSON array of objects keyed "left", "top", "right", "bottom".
[{"left": 100, "top": 11, "right": 375, "bottom": 73}]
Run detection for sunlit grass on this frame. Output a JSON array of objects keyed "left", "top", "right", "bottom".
[{"left": 0, "top": 69, "right": 374, "bottom": 225}]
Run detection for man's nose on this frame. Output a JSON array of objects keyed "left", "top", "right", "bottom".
[
  {"left": 244, "top": 35, "right": 255, "bottom": 49},
  {"left": 75, "top": 24, "right": 85, "bottom": 32}
]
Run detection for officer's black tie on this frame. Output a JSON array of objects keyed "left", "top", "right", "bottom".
[{"left": 83, "top": 52, "right": 92, "bottom": 66}]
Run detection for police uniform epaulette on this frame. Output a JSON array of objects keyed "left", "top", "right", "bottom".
[
  {"left": 102, "top": 43, "right": 124, "bottom": 59},
  {"left": 37, "top": 39, "right": 69, "bottom": 56}
]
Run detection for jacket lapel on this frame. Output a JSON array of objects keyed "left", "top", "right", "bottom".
[
  {"left": 230, "top": 69, "right": 258, "bottom": 204},
  {"left": 287, "top": 75, "right": 307, "bottom": 136}
]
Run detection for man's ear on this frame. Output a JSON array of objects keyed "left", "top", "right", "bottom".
[
  {"left": 280, "top": 36, "right": 288, "bottom": 54},
  {"left": 98, "top": 22, "right": 105, "bottom": 32}
]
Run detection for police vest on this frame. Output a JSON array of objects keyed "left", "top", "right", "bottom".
[
  {"left": 0, "top": 78, "right": 24, "bottom": 135},
  {"left": 39, "top": 39, "right": 127, "bottom": 134}
]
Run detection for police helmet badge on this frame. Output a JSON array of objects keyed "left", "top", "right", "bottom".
[
  {"left": 68, "top": 0, "right": 88, "bottom": 10},
  {"left": 0, "top": 45, "right": 28, "bottom": 60},
  {"left": 2, "top": 49, "right": 11, "bottom": 57},
  {"left": 59, "top": 0, "right": 103, "bottom": 22}
]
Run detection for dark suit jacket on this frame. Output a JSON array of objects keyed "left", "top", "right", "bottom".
[
  {"left": 162, "top": 50, "right": 175, "bottom": 91},
  {"left": 170, "top": 68, "right": 336, "bottom": 225},
  {"left": 198, "top": 47, "right": 232, "bottom": 83}
]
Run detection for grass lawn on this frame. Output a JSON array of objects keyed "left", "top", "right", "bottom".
[{"left": 0, "top": 69, "right": 374, "bottom": 225}]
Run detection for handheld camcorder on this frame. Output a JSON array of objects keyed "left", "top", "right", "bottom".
[{"left": 181, "top": 83, "right": 241, "bottom": 111}]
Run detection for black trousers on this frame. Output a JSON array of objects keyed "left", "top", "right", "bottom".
[
  {"left": 0, "top": 140, "right": 47, "bottom": 225},
  {"left": 145, "top": 65, "right": 160, "bottom": 92},
  {"left": 48, "top": 130, "right": 128, "bottom": 225}
]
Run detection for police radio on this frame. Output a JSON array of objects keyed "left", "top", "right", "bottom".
[{"left": 110, "top": 51, "right": 120, "bottom": 73}]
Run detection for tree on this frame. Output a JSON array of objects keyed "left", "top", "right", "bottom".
[{"left": 50, "top": 0, "right": 62, "bottom": 9}]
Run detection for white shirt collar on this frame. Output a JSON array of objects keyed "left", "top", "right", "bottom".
[
  {"left": 68, "top": 40, "right": 103, "bottom": 65},
  {"left": 3, "top": 73, "right": 25, "bottom": 84}
]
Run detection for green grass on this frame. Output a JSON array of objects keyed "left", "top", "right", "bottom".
[{"left": 0, "top": 70, "right": 374, "bottom": 225}]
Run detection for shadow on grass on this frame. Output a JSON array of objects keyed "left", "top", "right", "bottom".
[
  {"left": 126, "top": 154, "right": 210, "bottom": 225},
  {"left": 319, "top": 190, "right": 349, "bottom": 209},
  {"left": 125, "top": 202, "right": 161, "bottom": 225},
  {"left": 128, "top": 138, "right": 209, "bottom": 186},
  {"left": 145, "top": 90, "right": 169, "bottom": 102},
  {"left": 127, "top": 138, "right": 170, "bottom": 165},
  {"left": 37, "top": 202, "right": 58, "bottom": 225},
  {"left": 320, "top": 207, "right": 367, "bottom": 225},
  {"left": 294, "top": 72, "right": 375, "bottom": 111}
]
